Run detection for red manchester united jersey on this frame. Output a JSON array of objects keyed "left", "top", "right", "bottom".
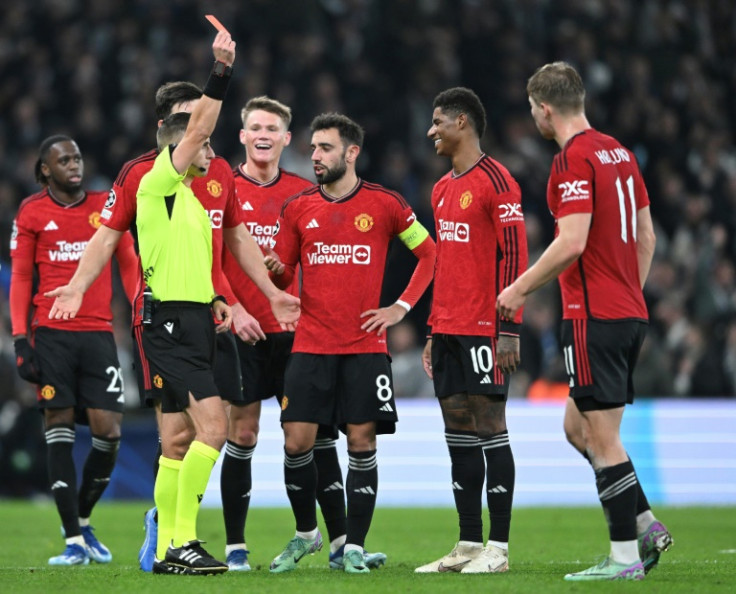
[
  {"left": 429, "top": 154, "right": 528, "bottom": 337},
  {"left": 10, "top": 189, "right": 132, "bottom": 333},
  {"left": 273, "top": 180, "right": 418, "bottom": 354},
  {"left": 223, "top": 166, "right": 310, "bottom": 333},
  {"left": 548, "top": 129, "right": 649, "bottom": 321},
  {"left": 103, "top": 150, "right": 241, "bottom": 321}
]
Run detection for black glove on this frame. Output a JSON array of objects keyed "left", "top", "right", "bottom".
[{"left": 14, "top": 337, "right": 41, "bottom": 383}]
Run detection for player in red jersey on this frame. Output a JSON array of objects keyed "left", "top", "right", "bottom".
[
  {"left": 220, "top": 97, "right": 386, "bottom": 572},
  {"left": 10, "top": 136, "right": 138, "bottom": 566},
  {"left": 414, "top": 88, "right": 529, "bottom": 575},
  {"left": 497, "top": 62, "right": 671, "bottom": 581},
  {"left": 264, "top": 113, "right": 435, "bottom": 574},
  {"left": 45, "top": 82, "right": 299, "bottom": 572}
]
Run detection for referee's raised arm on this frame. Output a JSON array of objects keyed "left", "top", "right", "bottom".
[{"left": 170, "top": 30, "right": 235, "bottom": 175}]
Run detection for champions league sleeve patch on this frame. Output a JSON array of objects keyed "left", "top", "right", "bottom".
[
  {"left": 101, "top": 189, "right": 117, "bottom": 220},
  {"left": 105, "top": 189, "right": 117, "bottom": 209}
]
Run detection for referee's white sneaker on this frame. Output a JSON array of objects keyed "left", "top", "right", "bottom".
[
  {"left": 414, "top": 541, "right": 483, "bottom": 573},
  {"left": 460, "top": 544, "right": 509, "bottom": 573}
]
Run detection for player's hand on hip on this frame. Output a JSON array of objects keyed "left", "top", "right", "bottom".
[
  {"left": 271, "top": 291, "right": 300, "bottom": 332},
  {"left": 496, "top": 334, "right": 520, "bottom": 375},
  {"left": 213, "top": 301, "right": 233, "bottom": 333},
  {"left": 231, "top": 302, "right": 266, "bottom": 344},
  {"left": 360, "top": 303, "right": 406, "bottom": 337},
  {"left": 44, "top": 285, "right": 83, "bottom": 320}
]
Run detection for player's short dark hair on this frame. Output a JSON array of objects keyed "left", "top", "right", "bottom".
[
  {"left": 35, "top": 134, "right": 74, "bottom": 185},
  {"left": 155, "top": 81, "right": 203, "bottom": 120},
  {"left": 310, "top": 113, "right": 364, "bottom": 149},
  {"left": 157, "top": 112, "right": 190, "bottom": 151},
  {"left": 432, "top": 87, "right": 487, "bottom": 139},
  {"left": 527, "top": 61, "right": 585, "bottom": 114},
  {"left": 241, "top": 96, "right": 292, "bottom": 129}
]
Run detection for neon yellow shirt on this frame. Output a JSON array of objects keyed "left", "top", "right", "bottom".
[{"left": 136, "top": 146, "right": 214, "bottom": 303}]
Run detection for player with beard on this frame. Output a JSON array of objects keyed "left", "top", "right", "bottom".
[
  {"left": 10, "top": 135, "right": 138, "bottom": 566},
  {"left": 264, "top": 113, "right": 435, "bottom": 574},
  {"left": 220, "top": 97, "right": 386, "bottom": 572}
]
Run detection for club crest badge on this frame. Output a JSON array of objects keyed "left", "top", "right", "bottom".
[{"left": 354, "top": 213, "right": 374, "bottom": 232}]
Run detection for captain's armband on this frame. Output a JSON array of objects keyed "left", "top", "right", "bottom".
[{"left": 398, "top": 220, "right": 430, "bottom": 250}]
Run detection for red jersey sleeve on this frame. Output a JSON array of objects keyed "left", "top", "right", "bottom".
[
  {"left": 212, "top": 242, "right": 238, "bottom": 305},
  {"left": 489, "top": 181, "right": 528, "bottom": 330},
  {"left": 269, "top": 201, "right": 300, "bottom": 289},
  {"left": 549, "top": 155, "right": 595, "bottom": 218},
  {"left": 102, "top": 151, "right": 156, "bottom": 232},
  {"left": 391, "top": 201, "right": 436, "bottom": 309},
  {"left": 9, "top": 209, "right": 35, "bottom": 336},
  {"left": 222, "top": 170, "right": 243, "bottom": 228},
  {"left": 216, "top": 163, "right": 240, "bottom": 304},
  {"left": 634, "top": 167, "right": 651, "bottom": 210},
  {"left": 114, "top": 230, "right": 140, "bottom": 305}
]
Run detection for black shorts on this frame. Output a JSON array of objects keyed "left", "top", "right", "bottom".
[
  {"left": 33, "top": 328, "right": 125, "bottom": 421},
  {"left": 431, "top": 334, "right": 509, "bottom": 400},
  {"left": 282, "top": 353, "right": 397, "bottom": 435},
  {"left": 215, "top": 331, "right": 243, "bottom": 404},
  {"left": 235, "top": 332, "right": 293, "bottom": 406},
  {"left": 560, "top": 319, "right": 647, "bottom": 411},
  {"left": 135, "top": 323, "right": 241, "bottom": 407},
  {"left": 142, "top": 302, "right": 219, "bottom": 414}
]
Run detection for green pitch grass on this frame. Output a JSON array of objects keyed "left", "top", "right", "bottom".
[{"left": 0, "top": 502, "right": 733, "bottom": 593}]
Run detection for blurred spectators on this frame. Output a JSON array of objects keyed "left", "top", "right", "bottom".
[
  {"left": 1, "top": 0, "right": 735, "bottom": 422},
  {"left": 387, "top": 320, "right": 433, "bottom": 399}
]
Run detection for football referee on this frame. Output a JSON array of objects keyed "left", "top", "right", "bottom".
[{"left": 135, "top": 30, "right": 298, "bottom": 575}]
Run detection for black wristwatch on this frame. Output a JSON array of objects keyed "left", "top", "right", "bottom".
[
  {"left": 212, "top": 61, "right": 232, "bottom": 77},
  {"left": 211, "top": 295, "right": 228, "bottom": 307}
]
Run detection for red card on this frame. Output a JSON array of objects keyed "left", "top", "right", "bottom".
[{"left": 205, "top": 14, "right": 229, "bottom": 34}]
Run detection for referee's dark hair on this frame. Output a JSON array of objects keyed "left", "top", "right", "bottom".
[
  {"left": 433, "top": 87, "right": 487, "bottom": 139},
  {"left": 157, "top": 112, "right": 191, "bottom": 151},
  {"left": 35, "top": 134, "right": 73, "bottom": 186},
  {"left": 311, "top": 113, "right": 364, "bottom": 150},
  {"left": 154, "top": 81, "right": 203, "bottom": 121}
]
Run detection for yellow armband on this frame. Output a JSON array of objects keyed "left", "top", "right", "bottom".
[{"left": 398, "top": 220, "right": 430, "bottom": 250}]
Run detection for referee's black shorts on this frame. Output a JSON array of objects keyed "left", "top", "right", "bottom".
[
  {"left": 561, "top": 319, "right": 647, "bottom": 412},
  {"left": 142, "top": 301, "right": 219, "bottom": 413}
]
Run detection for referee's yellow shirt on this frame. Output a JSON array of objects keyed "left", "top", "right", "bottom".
[{"left": 136, "top": 146, "right": 214, "bottom": 303}]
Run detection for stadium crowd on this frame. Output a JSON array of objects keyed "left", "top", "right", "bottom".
[{"left": 1, "top": 0, "right": 735, "bottom": 425}]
